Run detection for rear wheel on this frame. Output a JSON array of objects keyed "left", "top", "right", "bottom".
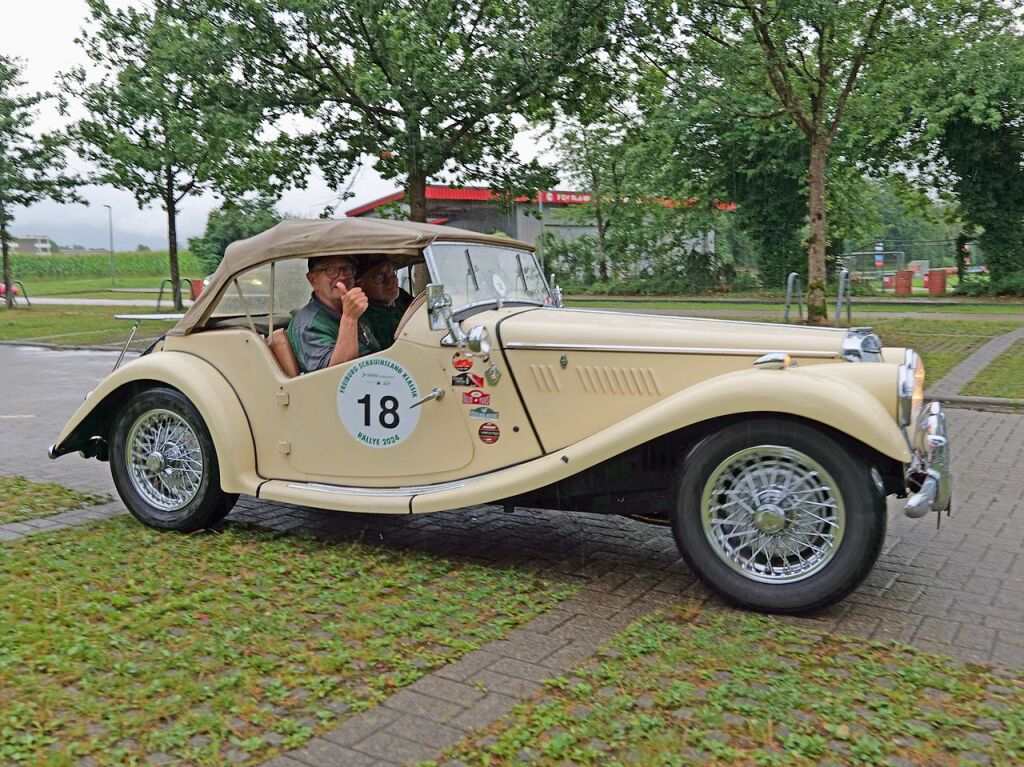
[
  {"left": 671, "top": 418, "right": 885, "bottom": 613},
  {"left": 110, "top": 387, "right": 236, "bottom": 531}
]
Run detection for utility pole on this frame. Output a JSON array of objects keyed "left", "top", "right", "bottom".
[{"left": 104, "top": 204, "right": 115, "bottom": 286}]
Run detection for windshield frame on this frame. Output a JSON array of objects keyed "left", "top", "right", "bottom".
[{"left": 423, "top": 241, "right": 553, "bottom": 314}]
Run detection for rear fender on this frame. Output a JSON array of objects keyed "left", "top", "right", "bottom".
[{"left": 50, "top": 352, "right": 260, "bottom": 494}]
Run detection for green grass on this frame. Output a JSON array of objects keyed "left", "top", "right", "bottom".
[
  {"left": 0, "top": 517, "right": 574, "bottom": 766},
  {"left": 0, "top": 476, "right": 108, "bottom": 524},
  {"left": 962, "top": 339, "right": 1024, "bottom": 399},
  {"left": 23, "top": 276, "right": 183, "bottom": 296},
  {"left": 869, "top": 319, "right": 1024, "bottom": 384},
  {"left": 436, "top": 604, "right": 1024, "bottom": 767},
  {"left": 0, "top": 304, "right": 171, "bottom": 347}
]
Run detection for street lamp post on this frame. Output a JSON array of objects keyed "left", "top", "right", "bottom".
[{"left": 103, "top": 204, "right": 115, "bottom": 286}]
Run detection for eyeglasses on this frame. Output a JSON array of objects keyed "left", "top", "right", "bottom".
[
  {"left": 316, "top": 263, "right": 357, "bottom": 279},
  {"left": 367, "top": 268, "right": 397, "bottom": 285}
]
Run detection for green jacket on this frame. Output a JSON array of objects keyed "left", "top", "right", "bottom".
[{"left": 287, "top": 294, "right": 381, "bottom": 373}]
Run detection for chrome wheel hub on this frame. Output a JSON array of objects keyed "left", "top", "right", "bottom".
[
  {"left": 126, "top": 409, "right": 204, "bottom": 512},
  {"left": 701, "top": 446, "right": 845, "bottom": 583}
]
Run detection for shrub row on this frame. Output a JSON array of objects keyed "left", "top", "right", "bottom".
[{"left": 6, "top": 251, "right": 203, "bottom": 278}]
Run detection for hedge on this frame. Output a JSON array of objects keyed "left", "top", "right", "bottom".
[{"left": 6, "top": 251, "right": 203, "bottom": 278}]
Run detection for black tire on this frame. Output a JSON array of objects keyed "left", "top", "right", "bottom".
[
  {"left": 671, "top": 418, "right": 886, "bottom": 614},
  {"left": 110, "top": 386, "right": 236, "bottom": 532}
]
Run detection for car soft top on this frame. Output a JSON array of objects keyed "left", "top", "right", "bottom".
[{"left": 170, "top": 218, "right": 532, "bottom": 337}]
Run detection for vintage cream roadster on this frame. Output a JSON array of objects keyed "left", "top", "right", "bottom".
[{"left": 50, "top": 219, "right": 951, "bottom": 613}]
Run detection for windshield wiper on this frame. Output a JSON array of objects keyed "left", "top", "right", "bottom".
[
  {"left": 515, "top": 252, "right": 528, "bottom": 291},
  {"left": 464, "top": 248, "right": 479, "bottom": 291}
]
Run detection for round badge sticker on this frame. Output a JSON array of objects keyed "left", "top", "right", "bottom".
[
  {"left": 337, "top": 358, "right": 421, "bottom": 448},
  {"left": 478, "top": 422, "right": 500, "bottom": 444}
]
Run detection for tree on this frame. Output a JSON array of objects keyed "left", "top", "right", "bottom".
[
  {"left": 640, "top": 0, "right": 923, "bottom": 321},
  {"left": 189, "top": 197, "right": 282, "bottom": 274},
  {"left": 62, "top": 0, "right": 301, "bottom": 309},
  {"left": 0, "top": 56, "right": 82, "bottom": 309},
  {"left": 201, "top": 0, "right": 619, "bottom": 224}
]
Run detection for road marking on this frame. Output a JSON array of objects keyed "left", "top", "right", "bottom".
[{"left": 0, "top": 414, "right": 35, "bottom": 419}]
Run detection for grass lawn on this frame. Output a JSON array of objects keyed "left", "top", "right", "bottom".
[
  {"left": 869, "top": 319, "right": 1024, "bottom": 384},
  {"left": 0, "top": 304, "right": 171, "bottom": 348},
  {"left": 962, "top": 339, "right": 1024, "bottom": 399},
  {"left": 0, "top": 476, "right": 108, "bottom": 524},
  {"left": 0, "top": 517, "right": 574, "bottom": 766},
  {"left": 437, "top": 605, "right": 1023, "bottom": 767},
  {"left": 21, "top": 276, "right": 178, "bottom": 296}
]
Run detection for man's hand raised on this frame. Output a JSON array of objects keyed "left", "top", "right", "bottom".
[{"left": 335, "top": 281, "right": 368, "bottom": 320}]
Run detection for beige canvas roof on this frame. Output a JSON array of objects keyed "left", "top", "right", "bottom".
[{"left": 170, "top": 218, "right": 533, "bottom": 336}]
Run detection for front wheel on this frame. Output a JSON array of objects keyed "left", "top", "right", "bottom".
[
  {"left": 671, "top": 418, "right": 886, "bottom": 613},
  {"left": 110, "top": 387, "right": 236, "bottom": 532}
]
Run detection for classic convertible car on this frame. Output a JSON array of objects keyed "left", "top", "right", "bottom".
[{"left": 50, "top": 219, "right": 951, "bottom": 613}]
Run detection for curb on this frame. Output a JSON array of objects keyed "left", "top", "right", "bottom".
[
  {"left": 933, "top": 394, "right": 1023, "bottom": 413},
  {"left": 0, "top": 499, "right": 126, "bottom": 542},
  {"left": 0, "top": 340, "right": 141, "bottom": 353}
]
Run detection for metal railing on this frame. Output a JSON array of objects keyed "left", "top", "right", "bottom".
[
  {"left": 10, "top": 280, "right": 31, "bottom": 308},
  {"left": 835, "top": 268, "right": 852, "bottom": 328},
  {"left": 155, "top": 279, "right": 190, "bottom": 311},
  {"left": 784, "top": 272, "right": 803, "bottom": 323}
]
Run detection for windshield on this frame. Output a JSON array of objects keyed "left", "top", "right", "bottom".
[{"left": 426, "top": 242, "right": 552, "bottom": 312}]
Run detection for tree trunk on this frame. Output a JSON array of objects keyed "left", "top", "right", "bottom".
[
  {"left": 805, "top": 134, "right": 829, "bottom": 324},
  {"left": 955, "top": 231, "right": 969, "bottom": 283},
  {"left": 0, "top": 199, "right": 12, "bottom": 311},
  {"left": 407, "top": 166, "right": 430, "bottom": 293},
  {"left": 165, "top": 189, "right": 182, "bottom": 312}
]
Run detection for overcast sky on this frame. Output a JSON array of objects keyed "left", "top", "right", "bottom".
[{"left": 5, "top": 1, "right": 546, "bottom": 250}]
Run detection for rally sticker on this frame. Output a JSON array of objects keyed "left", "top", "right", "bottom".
[
  {"left": 478, "top": 422, "right": 500, "bottom": 444},
  {"left": 453, "top": 356, "right": 473, "bottom": 371},
  {"left": 337, "top": 358, "right": 420, "bottom": 448},
  {"left": 462, "top": 389, "right": 490, "bottom": 405},
  {"left": 451, "top": 372, "right": 475, "bottom": 387},
  {"left": 469, "top": 406, "right": 499, "bottom": 421}
]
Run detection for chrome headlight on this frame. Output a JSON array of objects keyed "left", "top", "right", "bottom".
[
  {"left": 898, "top": 349, "right": 925, "bottom": 426},
  {"left": 466, "top": 325, "right": 492, "bottom": 357},
  {"left": 843, "top": 327, "right": 883, "bottom": 362}
]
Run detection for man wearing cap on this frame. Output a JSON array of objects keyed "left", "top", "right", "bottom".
[
  {"left": 357, "top": 255, "right": 413, "bottom": 347},
  {"left": 287, "top": 255, "right": 382, "bottom": 373}
]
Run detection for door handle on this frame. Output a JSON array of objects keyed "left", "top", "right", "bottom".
[{"left": 409, "top": 387, "right": 445, "bottom": 408}]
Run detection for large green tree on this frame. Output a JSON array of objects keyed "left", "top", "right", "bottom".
[
  {"left": 200, "top": 0, "right": 618, "bottom": 224},
  {"left": 189, "top": 197, "right": 282, "bottom": 274},
  {"left": 63, "top": 0, "right": 300, "bottom": 309},
  {"left": 0, "top": 56, "right": 81, "bottom": 309},
  {"left": 640, "top": 0, "right": 924, "bottom": 321}
]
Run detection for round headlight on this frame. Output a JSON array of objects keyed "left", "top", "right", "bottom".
[
  {"left": 466, "top": 325, "right": 491, "bottom": 357},
  {"left": 898, "top": 349, "right": 925, "bottom": 426}
]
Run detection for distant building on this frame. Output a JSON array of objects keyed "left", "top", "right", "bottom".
[
  {"left": 345, "top": 185, "right": 732, "bottom": 252},
  {"left": 12, "top": 235, "right": 55, "bottom": 254}
]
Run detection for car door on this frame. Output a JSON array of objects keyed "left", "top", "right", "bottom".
[{"left": 279, "top": 339, "right": 477, "bottom": 483}]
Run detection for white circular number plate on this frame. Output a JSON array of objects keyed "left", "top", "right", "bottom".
[{"left": 337, "top": 358, "right": 421, "bottom": 449}]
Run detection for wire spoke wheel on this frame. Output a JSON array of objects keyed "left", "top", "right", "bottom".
[
  {"left": 700, "top": 445, "right": 846, "bottom": 584},
  {"left": 125, "top": 408, "right": 205, "bottom": 512}
]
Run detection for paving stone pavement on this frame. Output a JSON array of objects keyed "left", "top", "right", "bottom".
[
  {"left": 5, "top": 344, "right": 1024, "bottom": 766},
  {"left": 927, "top": 325, "right": 1024, "bottom": 398}
]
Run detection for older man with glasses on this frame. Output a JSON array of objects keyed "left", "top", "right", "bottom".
[
  {"left": 357, "top": 254, "right": 413, "bottom": 348},
  {"left": 287, "top": 255, "right": 382, "bottom": 373}
]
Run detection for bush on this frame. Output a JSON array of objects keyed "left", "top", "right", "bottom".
[
  {"left": 953, "top": 275, "right": 993, "bottom": 297},
  {"left": 992, "top": 270, "right": 1024, "bottom": 296},
  {"left": 8, "top": 251, "right": 202, "bottom": 278}
]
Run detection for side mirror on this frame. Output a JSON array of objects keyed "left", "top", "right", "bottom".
[
  {"left": 426, "top": 283, "right": 467, "bottom": 345},
  {"left": 427, "top": 283, "right": 451, "bottom": 331},
  {"left": 549, "top": 273, "right": 564, "bottom": 308}
]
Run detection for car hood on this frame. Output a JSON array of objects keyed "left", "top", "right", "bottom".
[{"left": 498, "top": 307, "right": 848, "bottom": 360}]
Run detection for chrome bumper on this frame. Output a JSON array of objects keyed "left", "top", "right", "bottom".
[{"left": 904, "top": 401, "right": 952, "bottom": 519}]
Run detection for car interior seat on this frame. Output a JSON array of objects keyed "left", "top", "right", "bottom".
[{"left": 269, "top": 328, "right": 300, "bottom": 378}]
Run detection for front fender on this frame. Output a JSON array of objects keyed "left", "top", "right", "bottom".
[
  {"left": 409, "top": 364, "right": 909, "bottom": 513},
  {"left": 50, "top": 352, "right": 260, "bottom": 494}
]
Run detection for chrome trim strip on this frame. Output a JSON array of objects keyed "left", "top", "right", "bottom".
[
  {"left": 560, "top": 307, "right": 848, "bottom": 331},
  {"left": 503, "top": 342, "right": 839, "bottom": 358},
  {"left": 288, "top": 478, "right": 470, "bottom": 497}
]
